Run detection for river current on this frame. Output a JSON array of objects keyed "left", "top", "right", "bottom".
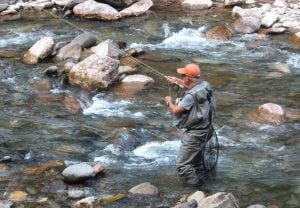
[{"left": 0, "top": 8, "right": 300, "bottom": 208}]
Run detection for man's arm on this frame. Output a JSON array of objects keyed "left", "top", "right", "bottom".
[{"left": 165, "top": 96, "right": 185, "bottom": 116}]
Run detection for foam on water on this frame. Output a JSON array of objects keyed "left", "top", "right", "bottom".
[
  {"left": 94, "top": 140, "right": 181, "bottom": 170},
  {"left": 287, "top": 52, "right": 300, "bottom": 70},
  {"left": 0, "top": 30, "right": 57, "bottom": 48},
  {"left": 82, "top": 94, "right": 145, "bottom": 119}
]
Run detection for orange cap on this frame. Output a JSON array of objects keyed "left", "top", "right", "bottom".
[{"left": 177, "top": 64, "right": 201, "bottom": 78}]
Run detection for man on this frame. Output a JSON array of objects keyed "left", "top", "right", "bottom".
[{"left": 165, "top": 63, "right": 216, "bottom": 185}]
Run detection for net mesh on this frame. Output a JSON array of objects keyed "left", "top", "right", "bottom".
[{"left": 203, "top": 127, "right": 219, "bottom": 177}]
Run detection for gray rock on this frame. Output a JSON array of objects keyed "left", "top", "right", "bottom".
[
  {"left": 62, "top": 163, "right": 95, "bottom": 182},
  {"left": 55, "top": 42, "right": 82, "bottom": 62},
  {"left": 172, "top": 199, "right": 197, "bottom": 208},
  {"left": 128, "top": 182, "right": 159, "bottom": 195},
  {"left": 0, "top": 200, "right": 13, "bottom": 208},
  {"left": 0, "top": 4, "right": 9, "bottom": 12},
  {"left": 95, "top": 0, "right": 138, "bottom": 9},
  {"left": 246, "top": 205, "right": 266, "bottom": 208},
  {"left": 233, "top": 16, "right": 261, "bottom": 34},
  {"left": 71, "top": 32, "right": 97, "bottom": 49}
]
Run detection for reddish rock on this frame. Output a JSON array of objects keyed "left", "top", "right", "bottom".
[
  {"left": 253, "top": 103, "right": 285, "bottom": 125},
  {"left": 63, "top": 96, "right": 81, "bottom": 114},
  {"left": 34, "top": 79, "right": 52, "bottom": 93},
  {"left": 23, "top": 160, "right": 64, "bottom": 175},
  {"left": 206, "top": 25, "right": 232, "bottom": 41}
]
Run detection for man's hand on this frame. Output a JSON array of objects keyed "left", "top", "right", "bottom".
[
  {"left": 165, "top": 96, "right": 172, "bottom": 106},
  {"left": 165, "top": 76, "right": 183, "bottom": 86}
]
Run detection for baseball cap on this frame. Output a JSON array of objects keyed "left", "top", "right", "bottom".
[{"left": 177, "top": 64, "right": 201, "bottom": 78}]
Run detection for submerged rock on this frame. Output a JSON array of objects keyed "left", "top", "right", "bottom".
[
  {"left": 9, "top": 191, "right": 28, "bottom": 202},
  {"left": 206, "top": 25, "right": 232, "bottom": 41},
  {"left": 251, "top": 103, "right": 285, "bottom": 125},
  {"left": 128, "top": 182, "right": 159, "bottom": 195}
]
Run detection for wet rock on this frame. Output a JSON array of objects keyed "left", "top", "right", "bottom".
[
  {"left": 289, "top": 32, "right": 300, "bottom": 46},
  {"left": 187, "top": 191, "right": 205, "bottom": 205},
  {"left": 233, "top": 16, "right": 261, "bottom": 34},
  {"left": 128, "top": 182, "right": 159, "bottom": 195},
  {"left": 73, "top": 0, "right": 121, "bottom": 20},
  {"left": 54, "top": 42, "right": 82, "bottom": 62},
  {"left": 23, "top": 160, "right": 64, "bottom": 175},
  {"left": 62, "top": 163, "right": 96, "bottom": 182},
  {"left": 23, "top": 37, "right": 55, "bottom": 64},
  {"left": 0, "top": 50, "right": 20, "bottom": 59},
  {"left": 172, "top": 199, "right": 197, "bottom": 208},
  {"left": 113, "top": 129, "right": 151, "bottom": 151},
  {"left": 0, "top": 9, "right": 17, "bottom": 16},
  {"left": 0, "top": 156, "right": 12, "bottom": 163},
  {"left": 97, "top": 0, "right": 139, "bottom": 9},
  {"left": 197, "top": 192, "right": 239, "bottom": 208},
  {"left": 0, "top": 200, "right": 13, "bottom": 208},
  {"left": 118, "top": 65, "right": 137, "bottom": 75},
  {"left": 9, "top": 191, "right": 28, "bottom": 202},
  {"left": 263, "top": 27, "right": 286, "bottom": 34},
  {"left": 63, "top": 96, "right": 81, "bottom": 114},
  {"left": 182, "top": 0, "right": 213, "bottom": 10},
  {"left": 246, "top": 204, "right": 266, "bottom": 208},
  {"left": 0, "top": 4, "right": 9, "bottom": 12},
  {"left": 224, "top": 0, "right": 245, "bottom": 7},
  {"left": 68, "top": 54, "right": 119, "bottom": 90},
  {"left": 75, "top": 196, "right": 95, "bottom": 208},
  {"left": 67, "top": 189, "right": 86, "bottom": 199},
  {"left": 125, "top": 47, "right": 145, "bottom": 57},
  {"left": 71, "top": 32, "right": 97, "bottom": 49},
  {"left": 285, "top": 108, "right": 300, "bottom": 121},
  {"left": 206, "top": 25, "right": 232, "bottom": 41},
  {"left": 64, "top": 0, "right": 88, "bottom": 9},
  {"left": 120, "top": 0, "right": 153, "bottom": 17},
  {"left": 91, "top": 39, "right": 121, "bottom": 58},
  {"left": 34, "top": 79, "right": 52, "bottom": 93},
  {"left": 253, "top": 103, "right": 285, "bottom": 125},
  {"left": 262, "top": 12, "right": 279, "bottom": 27},
  {"left": 43, "top": 66, "right": 58, "bottom": 77},
  {"left": 0, "top": 163, "right": 8, "bottom": 171},
  {"left": 120, "top": 56, "right": 140, "bottom": 67},
  {"left": 64, "top": 61, "right": 76, "bottom": 71},
  {"left": 121, "top": 74, "right": 154, "bottom": 84}
]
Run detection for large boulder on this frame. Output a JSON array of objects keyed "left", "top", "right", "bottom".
[
  {"left": 95, "top": 0, "right": 139, "bottom": 9},
  {"left": 182, "top": 0, "right": 213, "bottom": 10},
  {"left": 0, "top": 4, "right": 9, "bottom": 12},
  {"left": 206, "top": 25, "right": 232, "bottom": 41},
  {"left": 73, "top": 0, "right": 121, "bottom": 20},
  {"left": 68, "top": 54, "right": 119, "bottom": 90},
  {"left": 120, "top": 0, "right": 153, "bottom": 17},
  {"left": 233, "top": 16, "right": 261, "bottom": 34},
  {"left": 23, "top": 37, "right": 54, "bottom": 64}
]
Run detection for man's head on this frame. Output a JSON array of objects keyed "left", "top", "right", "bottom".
[{"left": 177, "top": 64, "right": 201, "bottom": 78}]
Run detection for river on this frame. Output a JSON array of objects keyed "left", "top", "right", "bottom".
[{"left": 0, "top": 8, "right": 300, "bottom": 208}]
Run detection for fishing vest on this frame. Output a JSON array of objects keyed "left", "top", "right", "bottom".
[{"left": 176, "top": 80, "right": 216, "bottom": 131}]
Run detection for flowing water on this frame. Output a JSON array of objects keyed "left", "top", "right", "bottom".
[{"left": 0, "top": 8, "right": 300, "bottom": 208}]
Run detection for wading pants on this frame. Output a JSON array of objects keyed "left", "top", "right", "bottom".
[{"left": 176, "top": 126, "right": 212, "bottom": 185}]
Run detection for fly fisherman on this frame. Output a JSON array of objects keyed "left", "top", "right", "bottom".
[{"left": 165, "top": 63, "right": 216, "bottom": 185}]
